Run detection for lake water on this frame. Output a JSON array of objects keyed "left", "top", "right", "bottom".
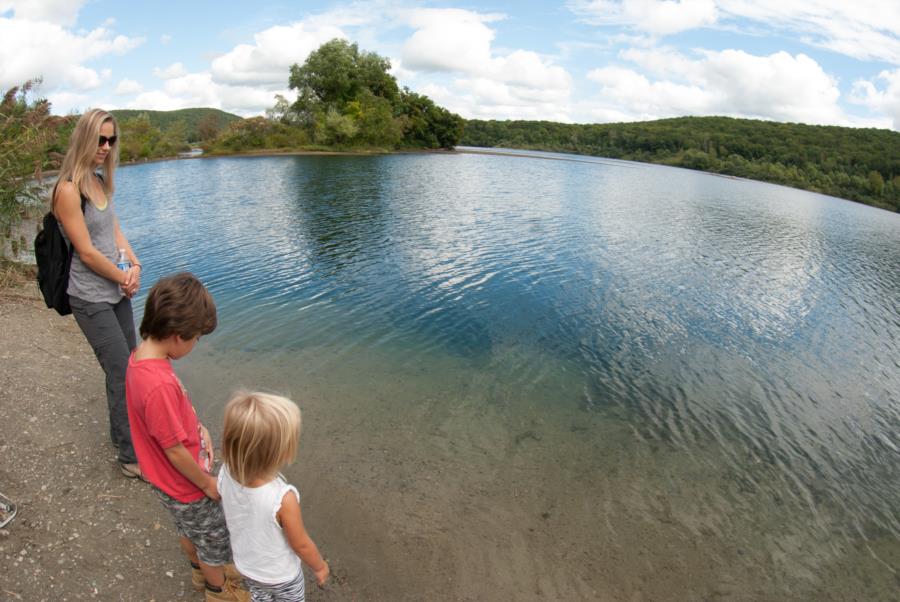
[{"left": 117, "top": 151, "right": 899, "bottom": 600}]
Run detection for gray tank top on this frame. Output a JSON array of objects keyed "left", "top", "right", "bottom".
[{"left": 59, "top": 190, "right": 124, "bottom": 304}]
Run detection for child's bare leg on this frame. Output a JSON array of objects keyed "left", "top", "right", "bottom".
[
  {"left": 198, "top": 560, "right": 226, "bottom": 588},
  {"left": 179, "top": 536, "right": 200, "bottom": 564},
  {"left": 179, "top": 537, "right": 225, "bottom": 588}
]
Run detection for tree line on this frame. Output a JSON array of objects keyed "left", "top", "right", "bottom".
[{"left": 461, "top": 116, "right": 900, "bottom": 212}]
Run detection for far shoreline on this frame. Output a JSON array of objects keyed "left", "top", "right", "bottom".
[{"left": 26, "top": 144, "right": 893, "bottom": 220}]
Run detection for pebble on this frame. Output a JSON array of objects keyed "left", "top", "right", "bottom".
[{"left": 165, "top": 570, "right": 174, "bottom": 578}]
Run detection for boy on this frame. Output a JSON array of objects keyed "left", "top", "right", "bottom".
[{"left": 125, "top": 272, "right": 248, "bottom": 602}]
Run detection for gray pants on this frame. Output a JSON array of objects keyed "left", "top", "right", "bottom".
[{"left": 69, "top": 295, "right": 137, "bottom": 464}]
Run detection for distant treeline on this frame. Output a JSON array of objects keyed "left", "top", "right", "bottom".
[
  {"left": 111, "top": 108, "right": 241, "bottom": 139},
  {"left": 461, "top": 116, "right": 900, "bottom": 212}
]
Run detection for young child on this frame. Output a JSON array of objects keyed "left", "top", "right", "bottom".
[
  {"left": 219, "top": 391, "right": 330, "bottom": 601},
  {"left": 125, "top": 272, "right": 248, "bottom": 602}
]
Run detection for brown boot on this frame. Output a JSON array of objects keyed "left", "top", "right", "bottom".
[
  {"left": 205, "top": 578, "right": 250, "bottom": 602},
  {"left": 192, "top": 563, "right": 242, "bottom": 591}
]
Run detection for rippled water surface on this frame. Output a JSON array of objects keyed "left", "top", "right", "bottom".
[{"left": 118, "top": 152, "right": 899, "bottom": 599}]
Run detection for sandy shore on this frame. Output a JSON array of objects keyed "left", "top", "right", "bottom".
[{"left": 0, "top": 283, "right": 362, "bottom": 602}]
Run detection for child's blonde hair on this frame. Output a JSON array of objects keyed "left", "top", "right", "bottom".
[{"left": 222, "top": 391, "right": 301, "bottom": 486}]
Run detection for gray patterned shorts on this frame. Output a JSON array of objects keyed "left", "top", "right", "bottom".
[
  {"left": 153, "top": 487, "right": 233, "bottom": 566},
  {"left": 244, "top": 571, "right": 306, "bottom": 602}
]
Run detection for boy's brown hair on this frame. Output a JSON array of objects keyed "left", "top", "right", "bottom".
[{"left": 140, "top": 272, "right": 217, "bottom": 340}]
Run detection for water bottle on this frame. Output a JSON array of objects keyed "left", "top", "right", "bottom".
[{"left": 116, "top": 248, "right": 131, "bottom": 272}]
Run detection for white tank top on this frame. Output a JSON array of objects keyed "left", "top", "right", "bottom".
[{"left": 218, "top": 465, "right": 303, "bottom": 584}]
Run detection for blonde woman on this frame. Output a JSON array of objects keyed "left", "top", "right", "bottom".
[
  {"left": 219, "top": 392, "right": 330, "bottom": 601},
  {"left": 54, "top": 109, "right": 143, "bottom": 478}
]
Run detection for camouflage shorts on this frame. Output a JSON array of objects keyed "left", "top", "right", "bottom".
[{"left": 154, "top": 487, "right": 233, "bottom": 566}]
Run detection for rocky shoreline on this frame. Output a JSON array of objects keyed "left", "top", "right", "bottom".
[{"left": 0, "top": 283, "right": 353, "bottom": 601}]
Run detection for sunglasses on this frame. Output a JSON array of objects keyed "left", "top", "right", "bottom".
[{"left": 98, "top": 135, "right": 118, "bottom": 148}]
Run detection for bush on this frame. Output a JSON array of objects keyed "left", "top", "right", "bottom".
[{"left": 0, "top": 81, "right": 65, "bottom": 236}]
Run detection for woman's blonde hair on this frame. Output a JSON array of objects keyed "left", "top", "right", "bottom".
[
  {"left": 222, "top": 391, "right": 302, "bottom": 486},
  {"left": 55, "top": 108, "right": 118, "bottom": 207}
]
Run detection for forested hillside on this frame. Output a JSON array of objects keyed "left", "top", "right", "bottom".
[
  {"left": 110, "top": 108, "right": 240, "bottom": 142},
  {"left": 462, "top": 117, "right": 900, "bottom": 211}
]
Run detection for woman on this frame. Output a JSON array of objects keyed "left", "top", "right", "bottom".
[{"left": 54, "top": 109, "right": 143, "bottom": 479}]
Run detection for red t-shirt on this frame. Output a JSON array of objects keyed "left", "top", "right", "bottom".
[{"left": 125, "top": 353, "right": 205, "bottom": 502}]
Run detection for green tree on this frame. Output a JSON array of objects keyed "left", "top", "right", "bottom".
[
  {"left": 118, "top": 113, "right": 162, "bottom": 161},
  {"left": 157, "top": 119, "right": 190, "bottom": 155},
  {"left": 868, "top": 170, "right": 884, "bottom": 196},
  {"left": 354, "top": 90, "right": 404, "bottom": 147},
  {"left": 315, "top": 108, "right": 358, "bottom": 146},
  {"left": 397, "top": 89, "right": 464, "bottom": 149},
  {"left": 288, "top": 39, "right": 399, "bottom": 120},
  {"left": 196, "top": 112, "right": 221, "bottom": 142},
  {"left": 265, "top": 94, "right": 297, "bottom": 125}
]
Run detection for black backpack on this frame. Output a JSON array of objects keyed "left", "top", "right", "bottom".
[{"left": 34, "top": 186, "right": 86, "bottom": 316}]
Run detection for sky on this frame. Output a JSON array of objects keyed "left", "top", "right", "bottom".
[{"left": 2, "top": 0, "right": 900, "bottom": 130}]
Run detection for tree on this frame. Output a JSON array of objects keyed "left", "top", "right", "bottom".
[
  {"left": 354, "top": 90, "right": 404, "bottom": 147},
  {"left": 265, "top": 94, "right": 299, "bottom": 125},
  {"left": 118, "top": 113, "right": 161, "bottom": 161},
  {"left": 288, "top": 39, "right": 399, "bottom": 124},
  {"left": 397, "top": 89, "right": 464, "bottom": 149},
  {"left": 868, "top": 170, "right": 884, "bottom": 196},
  {"left": 157, "top": 119, "right": 190, "bottom": 155},
  {"left": 196, "top": 112, "right": 221, "bottom": 142},
  {"left": 315, "top": 108, "right": 358, "bottom": 146}
]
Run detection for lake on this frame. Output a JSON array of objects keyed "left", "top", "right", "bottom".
[{"left": 117, "top": 150, "right": 899, "bottom": 600}]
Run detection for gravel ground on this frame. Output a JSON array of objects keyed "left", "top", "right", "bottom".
[{"left": 0, "top": 283, "right": 356, "bottom": 602}]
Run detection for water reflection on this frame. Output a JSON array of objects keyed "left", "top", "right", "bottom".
[{"left": 115, "top": 152, "right": 900, "bottom": 598}]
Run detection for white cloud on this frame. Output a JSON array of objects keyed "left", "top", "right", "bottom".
[
  {"left": 0, "top": 0, "right": 87, "bottom": 27},
  {"left": 718, "top": 0, "right": 900, "bottom": 65},
  {"left": 128, "top": 70, "right": 289, "bottom": 115},
  {"left": 114, "top": 78, "right": 143, "bottom": 95},
  {"left": 210, "top": 22, "right": 347, "bottom": 86},
  {"left": 571, "top": 1, "right": 900, "bottom": 64},
  {"left": 400, "top": 8, "right": 501, "bottom": 73},
  {"left": 153, "top": 62, "right": 188, "bottom": 80},
  {"left": 587, "top": 48, "right": 846, "bottom": 125},
  {"left": 398, "top": 8, "right": 573, "bottom": 120},
  {"left": 388, "top": 57, "right": 417, "bottom": 83},
  {"left": 44, "top": 90, "right": 92, "bottom": 115},
  {"left": 0, "top": 17, "right": 143, "bottom": 90},
  {"left": 160, "top": 34, "right": 172, "bottom": 45},
  {"left": 570, "top": 0, "right": 718, "bottom": 35},
  {"left": 850, "top": 68, "right": 900, "bottom": 130}
]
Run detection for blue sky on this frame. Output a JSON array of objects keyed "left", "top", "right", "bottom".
[{"left": 2, "top": 0, "right": 899, "bottom": 130}]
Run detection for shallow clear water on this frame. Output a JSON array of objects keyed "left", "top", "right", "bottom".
[{"left": 117, "top": 151, "right": 900, "bottom": 599}]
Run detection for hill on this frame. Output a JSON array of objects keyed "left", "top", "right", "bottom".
[
  {"left": 110, "top": 107, "right": 242, "bottom": 142},
  {"left": 461, "top": 116, "right": 900, "bottom": 212}
]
